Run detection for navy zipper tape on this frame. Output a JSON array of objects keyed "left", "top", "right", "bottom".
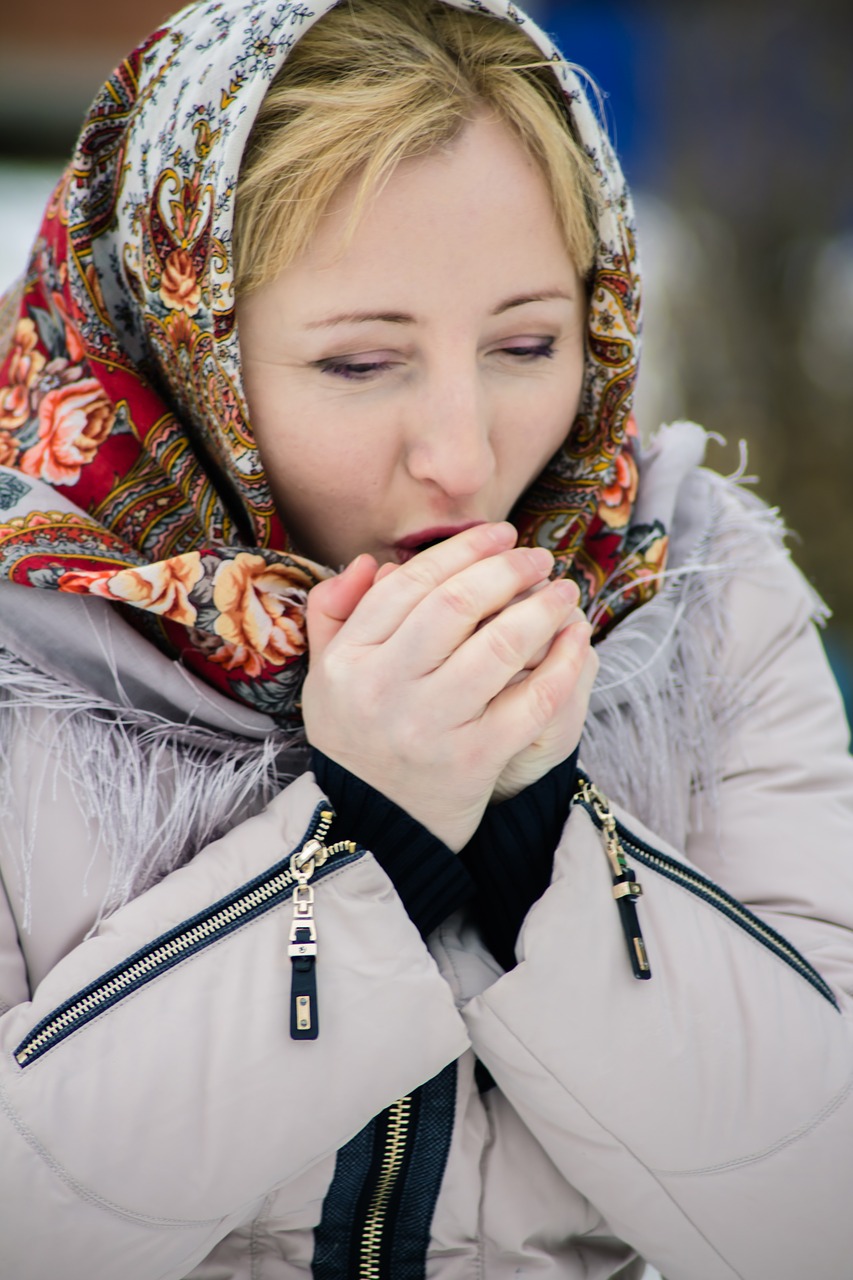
[
  {"left": 14, "top": 802, "right": 364, "bottom": 1068},
  {"left": 574, "top": 774, "right": 839, "bottom": 1011}
]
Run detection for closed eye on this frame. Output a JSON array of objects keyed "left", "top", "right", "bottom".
[
  {"left": 318, "top": 338, "right": 556, "bottom": 380},
  {"left": 499, "top": 338, "right": 556, "bottom": 361},
  {"left": 317, "top": 357, "right": 397, "bottom": 382}
]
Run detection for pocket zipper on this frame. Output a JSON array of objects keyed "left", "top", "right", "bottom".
[
  {"left": 287, "top": 811, "right": 357, "bottom": 1041},
  {"left": 573, "top": 774, "right": 838, "bottom": 1009},
  {"left": 14, "top": 803, "right": 360, "bottom": 1068},
  {"left": 574, "top": 776, "right": 651, "bottom": 980}
]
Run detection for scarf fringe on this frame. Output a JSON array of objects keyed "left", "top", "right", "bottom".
[
  {"left": 0, "top": 655, "right": 305, "bottom": 931},
  {"left": 582, "top": 472, "right": 827, "bottom": 850}
]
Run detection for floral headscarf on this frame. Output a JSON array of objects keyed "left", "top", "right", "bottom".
[{"left": 0, "top": 0, "right": 666, "bottom": 724}]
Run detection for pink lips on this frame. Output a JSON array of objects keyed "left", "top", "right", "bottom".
[{"left": 393, "top": 521, "right": 486, "bottom": 563}]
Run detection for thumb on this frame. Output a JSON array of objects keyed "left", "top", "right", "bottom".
[{"left": 306, "top": 553, "right": 377, "bottom": 656}]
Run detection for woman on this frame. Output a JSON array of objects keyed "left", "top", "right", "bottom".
[{"left": 0, "top": 1, "right": 852, "bottom": 1277}]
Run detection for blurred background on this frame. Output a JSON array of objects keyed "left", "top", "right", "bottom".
[{"left": 1, "top": 0, "right": 851, "bottom": 725}]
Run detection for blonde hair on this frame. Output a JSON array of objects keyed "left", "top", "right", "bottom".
[{"left": 234, "top": 0, "right": 599, "bottom": 294}]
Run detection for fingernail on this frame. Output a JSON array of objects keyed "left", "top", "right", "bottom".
[
  {"left": 486, "top": 521, "right": 517, "bottom": 545},
  {"left": 567, "top": 616, "right": 593, "bottom": 645},
  {"left": 552, "top": 579, "right": 580, "bottom": 604},
  {"left": 528, "top": 547, "right": 554, "bottom": 573}
]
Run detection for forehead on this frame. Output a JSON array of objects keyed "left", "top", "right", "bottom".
[{"left": 256, "top": 114, "right": 577, "bottom": 319}]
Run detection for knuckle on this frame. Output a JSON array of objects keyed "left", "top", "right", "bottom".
[
  {"left": 531, "top": 674, "right": 562, "bottom": 723},
  {"left": 485, "top": 620, "right": 525, "bottom": 668},
  {"left": 437, "top": 577, "right": 479, "bottom": 620},
  {"left": 403, "top": 558, "right": 444, "bottom": 593}
]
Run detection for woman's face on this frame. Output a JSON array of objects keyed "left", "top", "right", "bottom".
[{"left": 238, "top": 112, "right": 587, "bottom": 567}]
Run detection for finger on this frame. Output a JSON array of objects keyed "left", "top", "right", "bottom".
[
  {"left": 491, "top": 624, "right": 598, "bottom": 798},
  {"left": 337, "top": 522, "right": 518, "bottom": 646},
  {"left": 509, "top": 598, "right": 584, "bottom": 673},
  {"left": 373, "top": 561, "right": 399, "bottom": 584},
  {"left": 575, "top": 635, "right": 600, "bottom": 705},
  {"left": 484, "top": 615, "right": 595, "bottom": 754},
  {"left": 385, "top": 544, "right": 560, "bottom": 678},
  {"left": 306, "top": 554, "right": 377, "bottom": 657},
  {"left": 427, "top": 577, "right": 580, "bottom": 717}
]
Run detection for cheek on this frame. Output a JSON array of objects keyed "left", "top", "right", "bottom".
[
  {"left": 517, "top": 375, "right": 583, "bottom": 468},
  {"left": 247, "top": 385, "right": 331, "bottom": 488},
  {"left": 258, "top": 419, "right": 391, "bottom": 521}
]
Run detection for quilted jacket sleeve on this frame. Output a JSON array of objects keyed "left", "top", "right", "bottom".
[
  {"left": 0, "top": 764, "right": 469, "bottom": 1279},
  {"left": 460, "top": 538, "right": 853, "bottom": 1280}
]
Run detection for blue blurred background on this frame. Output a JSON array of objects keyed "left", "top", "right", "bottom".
[{"left": 1, "top": 0, "right": 851, "bottom": 726}]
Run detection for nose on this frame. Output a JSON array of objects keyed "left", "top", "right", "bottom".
[{"left": 404, "top": 363, "right": 496, "bottom": 498}]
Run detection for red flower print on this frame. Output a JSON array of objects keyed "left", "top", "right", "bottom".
[
  {"left": 20, "top": 379, "right": 115, "bottom": 485},
  {"left": 598, "top": 450, "right": 638, "bottom": 530},
  {"left": 159, "top": 249, "right": 202, "bottom": 314},
  {"left": 0, "top": 318, "right": 46, "bottom": 429}
]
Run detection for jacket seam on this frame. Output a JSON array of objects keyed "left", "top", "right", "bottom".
[
  {"left": 434, "top": 918, "right": 471, "bottom": 1008},
  {"left": 250, "top": 1190, "right": 277, "bottom": 1279},
  {"left": 649, "top": 1057, "right": 853, "bottom": 1177},
  {"left": 474, "top": 1085, "right": 494, "bottom": 1280},
  {"left": 0, "top": 1075, "right": 222, "bottom": 1228},
  {"left": 473, "top": 1000, "right": 745, "bottom": 1280}
]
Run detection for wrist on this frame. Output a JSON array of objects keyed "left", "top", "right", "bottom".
[{"left": 306, "top": 745, "right": 487, "bottom": 853}]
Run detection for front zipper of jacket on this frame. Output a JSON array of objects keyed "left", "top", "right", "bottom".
[
  {"left": 14, "top": 803, "right": 362, "bottom": 1068},
  {"left": 356, "top": 1094, "right": 414, "bottom": 1279},
  {"left": 573, "top": 774, "right": 839, "bottom": 1009}
]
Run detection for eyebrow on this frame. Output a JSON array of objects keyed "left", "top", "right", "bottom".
[
  {"left": 305, "top": 310, "right": 413, "bottom": 329},
  {"left": 493, "top": 289, "right": 574, "bottom": 314},
  {"left": 304, "top": 290, "right": 574, "bottom": 330}
]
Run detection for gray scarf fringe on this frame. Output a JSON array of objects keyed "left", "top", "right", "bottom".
[
  {"left": 585, "top": 473, "right": 828, "bottom": 851},
  {"left": 0, "top": 659, "right": 306, "bottom": 930}
]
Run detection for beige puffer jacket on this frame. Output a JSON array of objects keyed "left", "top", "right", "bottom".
[{"left": 1, "top": 473, "right": 853, "bottom": 1280}]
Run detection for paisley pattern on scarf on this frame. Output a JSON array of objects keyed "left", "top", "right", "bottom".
[{"left": 0, "top": 0, "right": 665, "bottom": 723}]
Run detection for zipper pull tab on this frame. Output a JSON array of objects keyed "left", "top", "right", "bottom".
[
  {"left": 287, "top": 808, "right": 356, "bottom": 1041},
  {"left": 289, "top": 882, "right": 318, "bottom": 1039},
  {"left": 576, "top": 778, "right": 652, "bottom": 980},
  {"left": 289, "top": 839, "right": 323, "bottom": 1040}
]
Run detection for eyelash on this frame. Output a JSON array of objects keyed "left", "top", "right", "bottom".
[
  {"left": 320, "top": 359, "right": 393, "bottom": 382},
  {"left": 319, "top": 339, "right": 556, "bottom": 382},
  {"left": 503, "top": 339, "right": 556, "bottom": 362}
]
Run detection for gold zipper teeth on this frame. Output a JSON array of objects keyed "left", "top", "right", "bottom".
[
  {"left": 358, "top": 1095, "right": 413, "bottom": 1279},
  {"left": 627, "top": 842, "right": 825, "bottom": 983},
  {"left": 15, "top": 865, "right": 299, "bottom": 1065},
  {"left": 16, "top": 808, "right": 339, "bottom": 1067}
]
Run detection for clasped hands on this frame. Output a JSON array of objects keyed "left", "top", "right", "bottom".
[{"left": 303, "top": 523, "right": 598, "bottom": 852}]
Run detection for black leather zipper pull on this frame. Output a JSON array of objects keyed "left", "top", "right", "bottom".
[
  {"left": 288, "top": 831, "right": 326, "bottom": 1042},
  {"left": 290, "top": 915, "right": 319, "bottom": 1040},
  {"left": 576, "top": 778, "right": 652, "bottom": 980},
  {"left": 287, "top": 813, "right": 358, "bottom": 1041},
  {"left": 612, "top": 873, "right": 651, "bottom": 979},
  {"left": 289, "top": 880, "right": 319, "bottom": 1039}
]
